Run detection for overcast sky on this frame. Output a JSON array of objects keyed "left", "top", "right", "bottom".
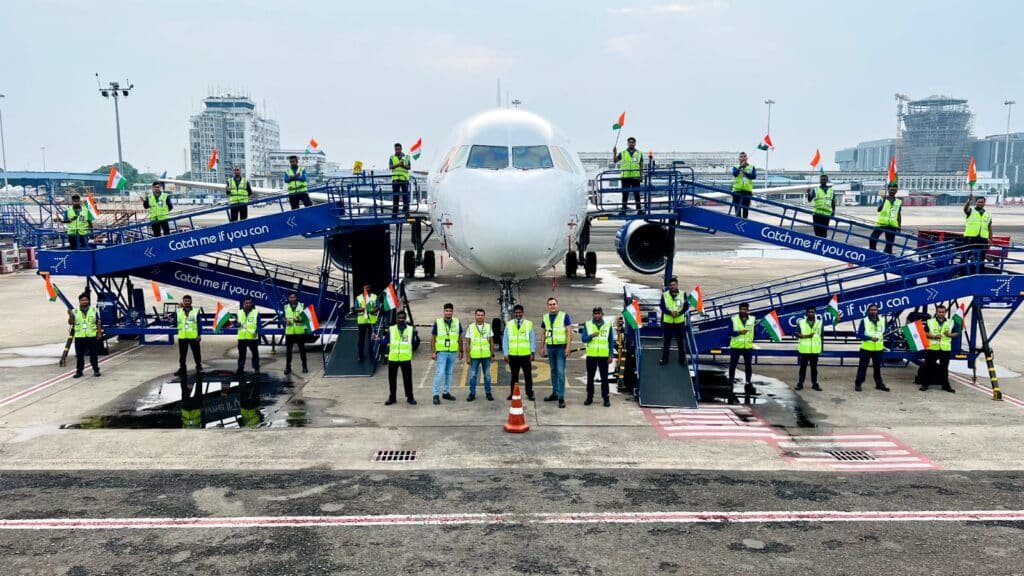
[{"left": 2, "top": 0, "right": 1020, "bottom": 174}]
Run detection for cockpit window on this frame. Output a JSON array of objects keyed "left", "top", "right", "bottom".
[
  {"left": 512, "top": 146, "right": 554, "bottom": 170},
  {"left": 467, "top": 145, "right": 509, "bottom": 170},
  {"left": 445, "top": 145, "right": 470, "bottom": 172},
  {"left": 549, "top": 146, "right": 572, "bottom": 172}
]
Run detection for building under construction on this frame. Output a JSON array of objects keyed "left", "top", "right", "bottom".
[{"left": 900, "top": 95, "right": 973, "bottom": 173}]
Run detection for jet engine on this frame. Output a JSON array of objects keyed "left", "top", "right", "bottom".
[{"left": 615, "top": 221, "right": 673, "bottom": 274}]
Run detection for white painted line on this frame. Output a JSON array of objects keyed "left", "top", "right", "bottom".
[
  {"left": 830, "top": 462, "right": 937, "bottom": 470},
  {"left": 776, "top": 441, "right": 899, "bottom": 449},
  {"left": 0, "top": 509, "right": 1019, "bottom": 530},
  {"left": 0, "top": 346, "right": 138, "bottom": 409}
]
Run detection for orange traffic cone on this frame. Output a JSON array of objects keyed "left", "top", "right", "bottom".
[{"left": 504, "top": 384, "right": 530, "bottom": 433}]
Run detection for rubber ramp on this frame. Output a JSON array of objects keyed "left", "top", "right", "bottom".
[{"left": 638, "top": 336, "right": 697, "bottom": 408}]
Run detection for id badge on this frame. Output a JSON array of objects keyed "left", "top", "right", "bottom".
[{"left": 444, "top": 339, "right": 450, "bottom": 348}]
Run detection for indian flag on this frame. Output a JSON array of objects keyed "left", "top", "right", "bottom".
[
  {"left": 887, "top": 156, "right": 898, "bottom": 186},
  {"left": 212, "top": 302, "right": 232, "bottom": 332},
  {"left": 150, "top": 280, "right": 173, "bottom": 303},
  {"left": 106, "top": 166, "right": 127, "bottom": 190},
  {"left": 756, "top": 134, "right": 774, "bottom": 151},
  {"left": 902, "top": 320, "right": 930, "bottom": 352},
  {"left": 952, "top": 302, "right": 966, "bottom": 328},
  {"left": 306, "top": 138, "right": 320, "bottom": 154},
  {"left": 42, "top": 274, "right": 59, "bottom": 302},
  {"left": 612, "top": 111, "right": 626, "bottom": 131},
  {"left": 760, "top": 310, "right": 784, "bottom": 342},
  {"left": 809, "top": 148, "right": 821, "bottom": 170},
  {"left": 623, "top": 297, "right": 641, "bottom": 329},
  {"left": 409, "top": 138, "right": 422, "bottom": 161},
  {"left": 207, "top": 148, "right": 219, "bottom": 170},
  {"left": 382, "top": 283, "right": 401, "bottom": 311},
  {"left": 825, "top": 294, "right": 841, "bottom": 325},
  {"left": 302, "top": 304, "right": 321, "bottom": 332},
  {"left": 85, "top": 194, "right": 101, "bottom": 219},
  {"left": 687, "top": 285, "right": 704, "bottom": 313},
  {"left": 968, "top": 156, "right": 977, "bottom": 189}
]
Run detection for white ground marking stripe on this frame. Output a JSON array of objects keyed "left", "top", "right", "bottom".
[
  {"left": 0, "top": 346, "right": 138, "bottom": 409},
  {"left": 1, "top": 510, "right": 1023, "bottom": 530}
]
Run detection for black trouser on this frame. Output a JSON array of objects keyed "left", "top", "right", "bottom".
[
  {"left": 586, "top": 356, "right": 610, "bottom": 400},
  {"left": 729, "top": 348, "right": 752, "bottom": 384},
  {"left": 68, "top": 234, "right": 89, "bottom": 250},
  {"left": 732, "top": 190, "right": 752, "bottom": 219},
  {"left": 285, "top": 334, "right": 308, "bottom": 369},
  {"left": 797, "top": 353, "right": 819, "bottom": 386},
  {"left": 229, "top": 205, "right": 248, "bottom": 222},
  {"left": 289, "top": 192, "right": 312, "bottom": 210},
  {"left": 854, "top": 349, "right": 884, "bottom": 387},
  {"left": 357, "top": 324, "right": 373, "bottom": 361},
  {"left": 237, "top": 340, "right": 259, "bottom": 372},
  {"left": 508, "top": 355, "right": 534, "bottom": 397},
  {"left": 151, "top": 221, "right": 170, "bottom": 237},
  {"left": 661, "top": 322, "right": 687, "bottom": 364},
  {"left": 812, "top": 214, "right": 831, "bottom": 238},
  {"left": 869, "top": 226, "right": 898, "bottom": 254},
  {"left": 74, "top": 337, "right": 100, "bottom": 374},
  {"left": 392, "top": 181, "right": 410, "bottom": 215},
  {"left": 388, "top": 360, "right": 413, "bottom": 401},
  {"left": 178, "top": 338, "right": 202, "bottom": 372},
  {"left": 621, "top": 177, "right": 642, "bottom": 212},
  {"left": 922, "top": 350, "right": 951, "bottom": 389}
]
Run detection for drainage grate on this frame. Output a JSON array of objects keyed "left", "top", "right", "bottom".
[
  {"left": 826, "top": 450, "right": 876, "bottom": 462},
  {"left": 373, "top": 450, "right": 418, "bottom": 462}
]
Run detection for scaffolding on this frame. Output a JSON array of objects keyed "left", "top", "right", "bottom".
[{"left": 900, "top": 95, "right": 973, "bottom": 173}]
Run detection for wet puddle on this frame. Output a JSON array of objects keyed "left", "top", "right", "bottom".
[
  {"left": 696, "top": 366, "right": 822, "bottom": 429},
  {"left": 0, "top": 342, "right": 67, "bottom": 368},
  {"left": 61, "top": 360, "right": 359, "bottom": 430}
]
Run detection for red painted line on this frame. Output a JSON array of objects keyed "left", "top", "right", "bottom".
[
  {"left": 1, "top": 510, "right": 1023, "bottom": 530},
  {"left": 949, "top": 373, "right": 1024, "bottom": 408},
  {"left": 0, "top": 347, "right": 137, "bottom": 409}
]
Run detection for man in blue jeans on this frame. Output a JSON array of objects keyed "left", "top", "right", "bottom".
[
  {"left": 464, "top": 308, "right": 494, "bottom": 401},
  {"left": 431, "top": 303, "right": 462, "bottom": 405},
  {"left": 540, "top": 297, "right": 574, "bottom": 409}
]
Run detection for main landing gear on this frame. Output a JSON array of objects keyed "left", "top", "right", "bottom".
[{"left": 565, "top": 218, "right": 597, "bottom": 278}]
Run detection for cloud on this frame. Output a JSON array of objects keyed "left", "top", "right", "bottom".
[
  {"left": 652, "top": 3, "right": 696, "bottom": 13},
  {"left": 604, "top": 35, "right": 640, "bottom": 57},
  {"left": 608, "top": 2, "right": 727, "bottom": 16},
  {"left": 422, "top": 35, "right": 516, "bottom": 72},
  {"left": 606, "top": 7, "right": 636, "bottom": 14}
]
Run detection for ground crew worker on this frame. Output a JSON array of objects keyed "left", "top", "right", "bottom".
[
  {"left": 613, "top": 137, "right": 643, "bottom": 214},
  {"left": 731, "top": 152, "right": 756, "bottom": 219},
  {"left": 376, "top": 310, "right": 416, "bottom": 405},
  {"left": 233, "top": 296, "right": 260, "bottom": 375},
  {"left": 807, "top": 174, "right": 835, "bottom": 238},
  {"left": 354, "top": 284, "right": 380, "bottom": 362},
  {"left": 660, "top": 277, "right": 688, "bottom": 366},
  {"left": 282, "top": 292, "right": 309, "bottom": 375},
  {"left": 63, "top": 194, "right": 94, "bottom": 250},
  {"left": 854, "top": 304, "right": 889, "bottom": 392},
  {"left": 581, "top": 307, "right": 616, "bottom": 407},
  {"left": 390, "top": 143, "right": 411, "bottom": 216},
  {"left": 540, "top": 297, "right": 573, "bottom": 409},
  {"left": 503, "top": 304, "right": 536, "bottom": 401},
  {"left": 869, "top": 183, "right": 902, "bottom": 254},
  {"left": 143, "top": 181, "right": 172, "bottom": 237},
  {"left": 285, "top": 155, "right": 312, "bottom": 210},
  {"left": 922, "top": 304, "right": 957, "bottom": 393},
  {"left": 431, "top": 303, "right": 462, "bottom": 405},
  {"left": 174, "top": 295, "right": 201, "bottom": 377},
  {"left": 795, "top": 306, "right": 822, "bottom": 391},
  {"left": 729, "top": 303, "right": 756, "bottom": 396},
  {"left": 226, "top": 166, "right": 252, "bottom": 222},
  {"left": 465, "top": 308, "right": 495, "bottom": 402},
  {"left": 962, "top": 194, "right": 993, "bottom": 266},
  {"left": 69, "top": 292, "right": 103, "bottom": 378}
]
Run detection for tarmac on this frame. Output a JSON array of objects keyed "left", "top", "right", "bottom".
[{"left": 1, "top": 204, "right": 1023, "bottom": 574}]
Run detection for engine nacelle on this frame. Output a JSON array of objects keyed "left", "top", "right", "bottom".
[{"left": 615, "top": 221, "right": 673, "bottom": 274}]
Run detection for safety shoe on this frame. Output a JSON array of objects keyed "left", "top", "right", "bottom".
[
  {"left": 442, "top": 393, "right": 457, "bottom": 401},
  {"left": 854, "top": 384, "right": 863, "bottom": 392},
  {"left": 544, "top": 394, "right": 558, "bottom": 402},
  {"left": 433, "top": 396, "right": 441, "bottom": 405},
  {"left": 407, "top": 398, "right": 417, "bottom": 405},
  {"left": 467, "top": 394, "right": 476, "bottom": 402},
  {"left": 919, "top": 385, "right": 929, "bottom": 391},
  {"left": 507, "top": 394, "right": 513, "bottom": 401},
  {"left": 942, "top": 386, "right": 956, "bottom": 394},
  {"left": 93, "top": 371, "right": 101, "bottom": 378},
  {"left": 73, "top": 372, "right": 83, "bottom": 379},
  {"left": 811, "top": 384, "right": 822, "bottom": 391},
  {"left": 558, "top": 398, "right": 566, "bottom": 409},
  {"left": 744, "top": 383, "right": 756, "bottom": 396},
  {"left": 795, "top": 383, "right": 804, "bottom": 391},
  {"left": 603, "top": 398, "right": 611, "bottom": 407},
  {"left": 302, "top": 365, "right": 308, "bottom": 374},
  {"left": 876, "top": 385, "right": 891, "bottom": 392},
  {"left": 485, "top": 393, "right": 494, "bottom": 401},
  {"left": 527, "top": 393, "right": 535, "bottom": 401},
  {"left": 284, "top": 366, "right": 291, "bottom": 375},
  {"left": 584, "top": 397, "right": 594, "bottom": 406},
  {"left": 385, "top": 398, "right": 397, "bottom": 406}
]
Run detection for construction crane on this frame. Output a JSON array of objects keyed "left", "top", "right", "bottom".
[{"left": 895, "top": 93, "right": 910, "bottom": 166}]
